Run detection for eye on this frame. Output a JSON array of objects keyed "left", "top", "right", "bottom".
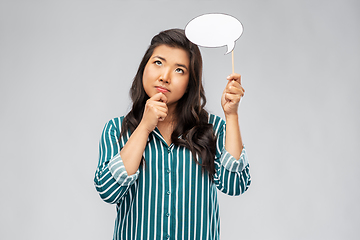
[
  {"left": 175, "top": 68, "right": 184, "bottom": 74},
  {"left": 154, "top": 60, "right": 162, "bottom": 66}
]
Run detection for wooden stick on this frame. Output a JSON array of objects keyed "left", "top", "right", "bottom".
[{"left": 232, "top": 50, "right": 234, "bottom": 74}]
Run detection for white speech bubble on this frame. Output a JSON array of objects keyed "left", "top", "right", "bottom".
[{"left": 185, "top": 13, "right": 243, "bottom": 54}]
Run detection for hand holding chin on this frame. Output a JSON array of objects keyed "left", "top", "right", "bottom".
[{"left": 141, "top": 92, "right": 168, "bottom": 133}]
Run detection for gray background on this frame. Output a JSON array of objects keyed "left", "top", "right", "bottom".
[{"left": 1, "top": 0, "right": 359, "bottom": 239}]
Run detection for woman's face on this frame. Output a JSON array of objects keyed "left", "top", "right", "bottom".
[{"left": 143, "top": 45, "right": 190, "bottom": 107}]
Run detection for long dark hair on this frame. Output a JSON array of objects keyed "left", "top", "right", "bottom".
[{"left": 121, "top": 29, "right": 216, "bottom": 178}]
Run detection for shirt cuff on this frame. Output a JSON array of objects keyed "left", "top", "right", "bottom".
[
  {"left": 220, "top": 145, "right": 249, "bottom": 172},
  {"left": 108, "top": 153, "right": 139, "bottom": 186}
]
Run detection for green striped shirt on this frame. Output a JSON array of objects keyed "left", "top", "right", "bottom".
[{"left": 94, "top": 114, "right": 251, "bottom": 240}]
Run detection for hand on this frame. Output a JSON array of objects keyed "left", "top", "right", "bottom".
[
  {"left": 221, "top": 73, "right": 245, "bottom": 117},
  {"left": 140, "top": 92, "right": 168, "bottom": 133}
]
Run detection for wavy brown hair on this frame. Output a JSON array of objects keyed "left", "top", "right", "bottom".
[{"left": 121, "top": 29, "right": 216, "bottom": 178}]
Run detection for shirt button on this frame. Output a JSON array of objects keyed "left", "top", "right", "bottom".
[
  {"left": 166, "top": 213, "right": 170, "bottom": 217},
  {"left": 167, "top": 169, "right": 171, "bottom": 173},
  {"left": 165, "top": 234, "right": 170, "bottom": 239},
  {"left": 166, "top": 191, "right": 171, "bottom": 195}
]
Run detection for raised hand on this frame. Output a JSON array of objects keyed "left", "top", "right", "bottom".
[{"left": 221, "top": 73, "right": 245, "bottom": 117}]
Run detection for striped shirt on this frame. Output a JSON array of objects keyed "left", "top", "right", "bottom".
[{"left": 94, "top": 114, "right": 251, "bottom": 240}]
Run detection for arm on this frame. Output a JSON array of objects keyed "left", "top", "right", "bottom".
[
  {"left": 212, "top": 116, "right": 251, "bottom": 196},
  {"left": 221, "top": 73, "right": 245, "bottom": 159},
  {"left": 119, "top": 122, "right": 152, "bottom": 175},
  {"left": 212, "top": 73, "right": 250, "bottom": 195},
  {"left": 94, "top": 118, "right": 140, "bottom": 204},
  {"left": 120, "top": 92, "right": 168, "bottom": 175},
  {"left": 94, "top": 92, "right": 168, "bottom": 203},
  {"left": 225, "top": 114, "right": 243, "bottom": 159}
]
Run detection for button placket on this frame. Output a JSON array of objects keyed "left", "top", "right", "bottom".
[
  {"left": 165, "top": 147, "right": 172, "bottom": 197},
  {"left": 164, "top": 145, "right": 173, "bottom": 239}
]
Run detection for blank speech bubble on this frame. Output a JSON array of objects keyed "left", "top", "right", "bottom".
[{"left": 185, "top": 13, "right": 243, "bottom": 54}]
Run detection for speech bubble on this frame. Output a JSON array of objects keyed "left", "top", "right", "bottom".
[{"left": 185, "top": 13, "right": 243, "bottom": 54}]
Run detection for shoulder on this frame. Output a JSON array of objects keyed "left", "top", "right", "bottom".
[
  {"left": 207, "top": 113, "right": 226, "bottom": 135},
  {"left": 104, "top": 116, "right": 125, "bottom": 131}
]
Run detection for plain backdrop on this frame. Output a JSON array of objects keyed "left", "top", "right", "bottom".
[{"left": 1, "top": 0, "right": 359, "bottom": 239}]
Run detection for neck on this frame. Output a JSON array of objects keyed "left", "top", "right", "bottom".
[
  {"left": 165, "top": 103, "right": 177, "bottom": 123},
  {"left": 158, "top": 103, "right": 177, "bottom": 128}
]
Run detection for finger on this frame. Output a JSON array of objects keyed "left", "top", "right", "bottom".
[
  {"left": 147, "top": 102, "right": 168, "bottom": 115},
  {"left": 226, "top": 82, "right": 245, "bottom": 97},
  {"left": 162, "top": 94, "right": 168, "bottom": 104},
  {"left": 226, "top": 85, "right": 243, "bottom": 95},
  {"left": 227, "top": 80, "right": 241, "bottom": 89},
  {"left": 157, "top": 105, "right": 168, "bottom": 115},
  {"left": 158, "top": 111, "right": 168, "bottom": 121},
  {"left": 230, "top": 80, "right": 245, "bottom": 94},
  {"left": 151, "top": 92, "right": 168, "bottom": 103},
  {"left": 146, "top": 103, "right": 167, "bottom": 120},
  {"left": 159, "top": 92, "right": 168, "bottom": 103},
  {"left": 146, "top": 99, "right": 167, "bottom": 111},
  {"left": 226, "top": 73, "right": 241, "bottom": 84},
  {"left": 225, "top": 93, "right": 242, "bottom": 103},
  {"left": 152, "top": 100, "right": 168, "bottom": 110}
]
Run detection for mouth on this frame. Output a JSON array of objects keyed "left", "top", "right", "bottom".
[{"left": 155, "top": 86, "right": 170, "bottom": 93}]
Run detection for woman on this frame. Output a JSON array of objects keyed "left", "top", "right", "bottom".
[{"left": 94, "top": 28, "right": 251, "bottom": 240}]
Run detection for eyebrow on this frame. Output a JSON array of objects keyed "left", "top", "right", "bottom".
[{"left": 152, "top": 55, "right": 189, "bottom": 71}]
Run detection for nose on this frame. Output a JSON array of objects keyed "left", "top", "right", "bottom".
[{"left": 159, "top": 68, "right": 171, "bottom": 83}]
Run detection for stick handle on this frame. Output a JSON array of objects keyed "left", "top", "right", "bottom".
[{"left": 232, "top": 51, "right": 234, "bottom": 74}]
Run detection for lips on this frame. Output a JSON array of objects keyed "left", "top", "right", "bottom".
[{"left": 155, "top": 86, "right": 169, "bottom": 93}]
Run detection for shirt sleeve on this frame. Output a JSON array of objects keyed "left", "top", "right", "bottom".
[
  {"left": 94, "top": 117, "right": 140, "bottom": 204},
  {"left": 213, "top": 118, "right": 251, "bottom": 196}
]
